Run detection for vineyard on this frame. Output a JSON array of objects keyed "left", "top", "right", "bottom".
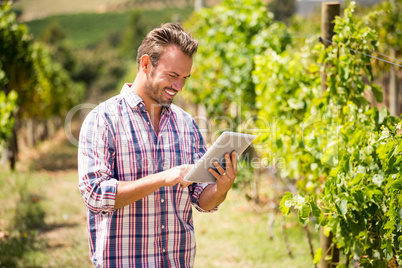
[
  {"left": 12, "top": 0, "right": 205, "bottom": 21},
  {"left": 185, "top": 0, "right": 402, "bottom": 266},
  {"left": 1, "top": 0, "right": 402, "bottom": 267}
]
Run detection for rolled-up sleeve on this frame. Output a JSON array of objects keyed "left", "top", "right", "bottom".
[
  {"left": 189, "top": 119, "right": 218, "bottom": 213},
  {"left": 78, "top": 110, "right": 118, "bottom": 214},
  {"left": 190, "top": 183, "right": 218, "bottom": 212}
]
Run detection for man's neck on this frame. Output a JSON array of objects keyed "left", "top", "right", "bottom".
[
  {"left": 147, "top": 104, "right": 162, "bottom": 136},
  {"left": 131, "top": 79, "right": 162, "bottom": 115},
  {"left": 130, "top": 79, "right": 163, "bottom": 134}
]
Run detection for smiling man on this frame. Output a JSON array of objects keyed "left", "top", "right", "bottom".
[{"left": 78, "top": 23, "right": 238, "bottom": 268}]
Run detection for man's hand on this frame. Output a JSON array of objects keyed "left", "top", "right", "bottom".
[
  {"left": 197, "top": 151, "right": 238, "bottom": 211},
  {"left": 208, "top": 151, "right": 238, "bottom": 194},
  {"left": 162, "top": 164, "right": 194, "bottom": 188}
]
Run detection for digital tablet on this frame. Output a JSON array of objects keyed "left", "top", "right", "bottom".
[{"left": 184, "top": 131, "right": 256, "bottom": 183}]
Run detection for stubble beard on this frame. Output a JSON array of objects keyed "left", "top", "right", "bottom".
[{"left": 145, "top": 70, "right": 172, "bottom": 108}]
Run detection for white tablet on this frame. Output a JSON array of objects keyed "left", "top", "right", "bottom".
[{"left": 184, "top": 131, "right": 256, "bottom": 183}]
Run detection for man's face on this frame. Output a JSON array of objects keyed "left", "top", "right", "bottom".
[{"left": 144, "top": 45, "right": 193, "bottom": 107}]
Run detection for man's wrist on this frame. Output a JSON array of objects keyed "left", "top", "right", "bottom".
[
  {"left": 154, "top": 172, "right": 168, "bottom": 188},
  {"left": 214, "top": 184, "right": 229, "bottom": 200}
]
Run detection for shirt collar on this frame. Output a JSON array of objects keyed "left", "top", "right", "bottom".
[{"left": 121, "top": 83, "right": 172, "bottom": 114}]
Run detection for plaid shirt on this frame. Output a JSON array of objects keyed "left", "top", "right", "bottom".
[{"left": 78, "top": 83, "right": 216, "bottom": 268}]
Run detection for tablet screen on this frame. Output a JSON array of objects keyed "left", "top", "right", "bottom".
[{"left": 184, "top": 131, "right": 256, "bottom": 183}]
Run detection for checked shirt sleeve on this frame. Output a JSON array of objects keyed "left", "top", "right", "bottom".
[
  {"left": 78, "top": 110, "right": 118, "bottom": 214},
  {"left": 189, "top": 119, "right": 218, "bottom": 213}
]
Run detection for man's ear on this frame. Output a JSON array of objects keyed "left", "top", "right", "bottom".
[{"left": 140, "top": 55, "right": 151, "bottom": 73}]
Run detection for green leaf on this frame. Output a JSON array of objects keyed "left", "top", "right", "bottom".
[
  {"left": 288, "top": 98, "right": 304, "bottom": 109},
  {"left": 366, "top": 203, "right": 378, "bottom": 216},
  {"left": 335, "top": 199, "right": 348, "bottom": 216},
  {"left": 310, "top": 200, "right": 322, "bottom": 218},
  {"left": 354, "top": 242, "right": 363, "bottom": 258},
  {"left": 308, "top": 63, "right": 320, "bottom": 74},
  {"left": 318, "top": 213, "right": 329, "bottom": 226},
  {"left": 347, "top": 214, "right": 364, "bottom": 236},
  {"left": 280, "top": 192, "right": 293, "bottom": 216},
  {"left": 372, "top": 173, "right": 385, "bottom": 187},
  {"left": 352, "top": 173, "right": 363, "bottom": 185},
  {"left": 383, "top": 240, "right": 393, "bottom": 261},
  {"left": 378, "top": 106, "right": 388, "bottom": 125},
  {"left": 350, "top": 130, "right": 363, "bottom": 147},
  {"left": 329, "top": 167, "right": 340, "bottom": 177},
  {"left": 384, "top": 219, "right": 396, "bottom": 231},
  {"left": 388, "top": 179, "right": 402, "bottom": 191},
  {"left": 321, "top": 144, "right": 339, "bottom": 167},
  {"left": 298, "top": 204, "right": 310, "bottom": 224},
  {"left": 352, "top": 189, "right": 365, "bottom": 205},
  {"left": 373, "top": 250, "right": 381, "bottom": 260},
  {"left": 313, "top": 248, "right": 323, "bottom": 264},
  {"left": 398, "top": 235, "right": 402, "bottom": 242},
  {"left": 371, "top": 84, "right": 383, "bottom": 103},
  {"left": 374, "top": 260, "right": 388, "bottom": 268}
]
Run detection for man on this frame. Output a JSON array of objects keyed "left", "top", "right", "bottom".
[{"left": 78, "top": 23, "right": 238, "bottom": 267}]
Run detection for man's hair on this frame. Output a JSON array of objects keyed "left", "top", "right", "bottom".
[{"left": 136, "top": 23, "right": 198, "bottom": 69}]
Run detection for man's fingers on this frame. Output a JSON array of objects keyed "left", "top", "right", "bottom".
[
  {"left": 224, "top": 153, "right": 233, "bottom": 177},
  {"left": 213, "top": 161, "right": 225, "bottom": 175},
  {"left": 180, "top": 180, "right": 193, "bottom": 188},
  {"left": 179, "top": 164, "right": 194, "bottom": 176},
  {"left": 209, "top": 167, "right": 231, "bottom": 183},
  {"left": 208, "top": 168, "right": 222, "bottom": 181},
  {"left": 231, "top": 151, "right": 237, "bottom": 174},
  {"left": 221, "top": 152, "right": 237, "bottom": 178}
]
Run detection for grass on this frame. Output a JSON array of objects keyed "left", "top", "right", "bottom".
[
  {"left": 0, "top": 169, "right": 92, "bottom": 267},
  {"left": 0, "top": 125, "right": 319, "bottom": 267},
  {"left": 0, "top": 122, "right": 91, "bottom": 267},
  {"left": 12, "top": 0, "right": 128, "bottom": 19},
  {"left": 12, "top": 0, "right": 195, "bottom": 20},
  {"left": 193, "top": 192, "right": 319, "bottom": 267},
  {"left": 25, "top": 6, "right": 194, "bottom": 48}
]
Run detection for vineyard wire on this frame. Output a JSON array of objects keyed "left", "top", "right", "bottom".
[{"left": 319, "top": 36, "right": 402, "bottom": 68}]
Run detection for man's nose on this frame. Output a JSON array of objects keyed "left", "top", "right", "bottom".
[{"left": 172, "top": 78, "right": 185, "bottom": 91}]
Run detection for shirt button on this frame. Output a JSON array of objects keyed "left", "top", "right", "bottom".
[
  {"left": 162, "top": 248, "right": 166, "bottom": 253},
  {"left": 162, "top": 225, "right": 165, "bottom": 229},
  {"left": 161, "top": 199, "right": 164, "bottom": 203}
]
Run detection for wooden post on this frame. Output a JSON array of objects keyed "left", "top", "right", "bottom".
[
  {"left": 320, "top": 2, "right": 340, "bottom": 93},
  {"left": 389, "top": 49, "right": 399, "bottom": 116},
  {"left": 320, "top": 2, "right": 340, "bottom": 268},
  {"left": 8, "top": 125, "right": 18, "bottom": 170},
  {"left": 194, "top": 0, "right": 205, "bottom": 11}
]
